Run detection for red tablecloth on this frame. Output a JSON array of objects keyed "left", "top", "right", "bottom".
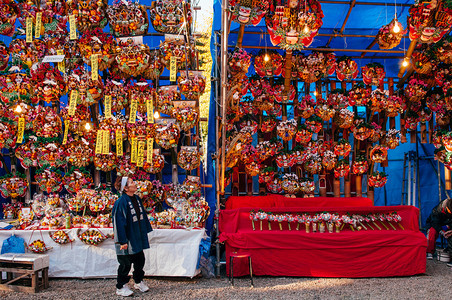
[
  {"left": 225, "top": 195, "right": 374, "bottom": 210},
  {"left": 220, "top": 205, "right": 426, "bottom": 278}
]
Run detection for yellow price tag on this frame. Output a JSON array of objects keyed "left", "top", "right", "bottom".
[
  {"left": 131, "top": 137, "right": 138, "bottom": 163},
  {"left": 102, "top": 130, "right": 109, "bottom": 154},
  {"left": 116, "top": 129, "right": 123, "bottom": 157},
  {"left": 68, "top": 90, "right": 78, "bottom": 116},
  {"left": 35, "top": 12, "right": 42, "bottom": 38},
  {"left": 56, "top": 50, "right": 65, "bottom": 73},
  {"left": 170, "top": 56, "right": 177, "bottom": 82},
  {"left": 26, "top": 17, "right": 33, "bottom": 43},
  {"left": 91, "top": 54, "right": 98, "bottom": 81},
  {"left": 146, "top": 97, "right": 154, "bottom": 123},
  {"left": 105, "top": 95, "right": 112, "bottom": 119},
  {"left": 16, "top": 118, "right": 25, "bottom": 144},
  {"left": 62, "top": 120, "right": 69, "bottom": 145},
  {"left": 95, "top": 130, "right": 103, "bottom": 154},
  {"left": 69, "top": 15, "right": 77, "bottom": 40},
  {"left": 137, "top": 141, "right": 145, "bottom": 168},
  {"left": 129, "top": 97, "right": 137, "bottom": 124},
  {"left": 147, "top": 138, "right": 154, "bottom": 164}
]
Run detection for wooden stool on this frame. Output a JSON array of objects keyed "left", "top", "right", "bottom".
[
  {"left": 0, "top": 253, "right": 49, "bottom": 293},
  {"left": 229, "top": 253, "right": 254, "bottom": 287}
]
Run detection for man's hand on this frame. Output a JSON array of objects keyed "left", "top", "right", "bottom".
[
  {"left": 444, "top": 230, "right": 452, "bottom": 238},
  {"left": 120, "top": 244, "right": 128, "bottom": 250}
]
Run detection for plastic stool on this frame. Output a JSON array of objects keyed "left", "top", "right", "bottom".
[{"left": 229, "top": 253, "right": 254, "bottom": 287}]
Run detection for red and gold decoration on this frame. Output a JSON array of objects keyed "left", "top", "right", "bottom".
[
  {"left": 149, "top": 0, "right": 191, "bottom": 33},
  {"left": 107, "top": 0, "right": 148, "bottom": 36},
  {"left": 266, "top": 0, "right": 324, "bottom": 49}
]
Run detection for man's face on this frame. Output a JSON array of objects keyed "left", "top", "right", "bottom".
[{"left": 125, "top": 178, "right": 137, "bottom": 194}]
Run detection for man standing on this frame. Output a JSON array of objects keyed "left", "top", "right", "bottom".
[
  {"left": 113, "top": 177, "right": 153, "bottom": 297},
  {"left": 425, "top": 198, "right": 452, "bottom": 260}
]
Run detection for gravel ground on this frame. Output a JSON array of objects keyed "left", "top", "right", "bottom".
[{"left": 0, "top": 259, "right": 451, "bottom": 300}]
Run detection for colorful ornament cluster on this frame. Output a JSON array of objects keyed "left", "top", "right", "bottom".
[{"left": 249, "top": 210, "right": 404, "bottom": 232}]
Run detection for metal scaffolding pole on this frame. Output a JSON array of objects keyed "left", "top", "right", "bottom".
[{"left": 214, "top": 0, "right": 229, "bottom": 277}]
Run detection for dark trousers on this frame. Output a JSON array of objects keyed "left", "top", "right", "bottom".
[{"left": 116, "top": 251, "right": 145, "bottom": 289}]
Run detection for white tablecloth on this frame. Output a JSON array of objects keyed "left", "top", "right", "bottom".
[{"left": 0, "top": 228, "right": 205, "bottom": 278}]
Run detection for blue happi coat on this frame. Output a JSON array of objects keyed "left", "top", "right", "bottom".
[{"left": 112, "top": 193, "right": 153, "bottom": 255}]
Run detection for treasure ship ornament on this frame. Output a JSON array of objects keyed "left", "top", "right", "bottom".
[
  {"left": 265, "top": 0, "right": 324, "bottom": 50},
  {"left": 408, "top": 0, "right": 452, "bottom": 44},
  {"left": 107, "top": 0, "right": 148, "bottom": 37}
]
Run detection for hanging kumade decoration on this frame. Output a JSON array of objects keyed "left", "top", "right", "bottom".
[
  {"left": 334, "top": 159, "right": 350, "bottom": 178},
  {"left": 30, "top": 63, "right": 65, "bottom": 104},
  {"left": 0, "top": 119, "right": 16, "bottom": 149},
  {"left": 1, "top": 73, "right": 34, "bottom": 106},
  {"left": 61, "top": 105, "right": 90, "bottom": 134},
  {"left": 7, "top": 102, "right": 35, "bottom": 131},
  {"left": 177, "top": 71, "right": 206, "bottom": 100},
  {"left": 64, "top": 139, "right": 94, "bottom": 167},
  {"left": 104, "top": 79, "right": 130, "bottom": 113},
  {"left": 64, "top": 167, "right": 93, "bottom": 194},
  {"left": 0, "top": 41, "right": 9, "bottom": 72},
  {"left": 408, "top": 0, "right": 452, "bottom": 43},
  {"left": 377, "top": 18, "right": 405, "bottom": 49},
  {"left": 79, "top": 28, "right": 116, "bottom": 71},
  {"left": 156, "top": 85, "right": 180, "bottom": 115},
  {"left": 129, "top": 81, "right": 156, "bottom": 114},
  {"left": 294, "top": 52, "right": 336, "bottom": 83},
  {"left": 8, "top": 39, "right": 46, "bottom": 68},
  {"left": 107, "top": 0, "right": 148, "bottom": 36},
  {"left": 434, "top": 36, "right": 452, "bottom": 64},
  {"left": 15, "top": 137, "right": 38, "bottom": 169},
  {"left": 297, "top": 95, "right": 316, "bottom": 118},
  {"left": 336, "top": 56, "right": 359, "bottom": 81},
  {"left": 347, "top": 82, "right": 370, "bottom": 106},
  {"left": 17, "top": 1, "right": 67, "bottom": 36},
  {"left": 143, "top": 49, "right": 165, "bottom": 80},
  {"left": 32, "top": 106, "right": 62, "bottom": 138},
  {"left": 36, "top": 139, "right": 67, "bottom": 168},
  {"left": 172, "top": 101, "right": 199, "bottom": 131},
  {"left": 368, "top": 171, "right": 388, "bottom": 188},
  {"left": 228, "top": 48, "right": 252, "bottom": 78},
  {"left": 248, "top": 77, "right": 274, "bottom": 111},
  {"left": 160, "top": 35, "right": 196, "bottom": 71},
  {"left": 0, "top": 0, "right": 20, "bottom": 36},
  {"left": 384, "top": 129, "right": 401, "bottom": 150},
  {"left": 177, "top": 146, "right": 201, "bottom": 171},
  {"left": 155, "top": 121, "right": 180, "bottom": 149},
  {"left": 115, "top": 38, "right": 151, "bottom": 77},
  {"left": 386, "top": 94, "right": 405, "bottom": 118},
  {"left": 229, "top": 0, "right": 269, "bottom": 25},
  {"left": 117, "top": 154, "right": 137, "bottom": 177},
  {"left": 143, "top": 150, "right": 165, "bottom": 174},
  {"left": 66, "top": 66, "right": 103, "bottom": 107},
  {"left": 94, "top": 152, "right": 118, "bottom": 172},
  {"left": 361, "top": 63, "right": 385, "bottom": 86},
  {"left": 62, "top": 36, "right": 84, "bottom": 71},
  {"left": 321, "top": 150, "right": 337, "bottom": 171},
  {"left": 98, "top": 114, "right": 127, "bottom": 146},
  {"left": 352, "top": 155, "right": 368, "bottom": 175},
  {"left": 0, "top": 173, "right": 28, "bottom": 199},
  {"left": 66, "top": 0, "right": 108, "bottom": 33},
  {"left": 34, "top": 167, "right": 64, "bottom": 194},
  {"left": 150, "top": 0, "right": 191, "bottom": 33},
  {"left": 266, "top": 0, "right": 324, "bottom": 49},
  {"left": 254, "top": 50, "right": 284, "bottom": 77},
  {"left": 126, "top": 112, "right": 155, "bottom": 140}
]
